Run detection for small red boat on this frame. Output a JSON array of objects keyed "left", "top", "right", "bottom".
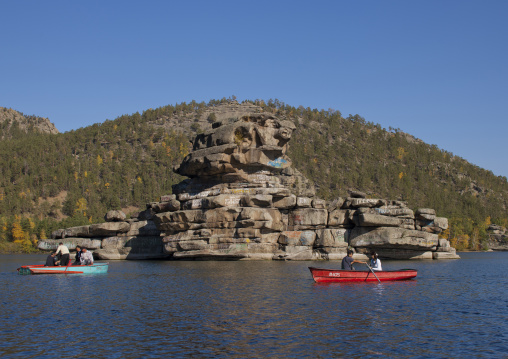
[{"left": 308, "top": 267, "right": 417, "bottom": 283}]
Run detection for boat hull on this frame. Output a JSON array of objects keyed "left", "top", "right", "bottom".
[
  {"left": 308, "top": 267, "right": 417, "bottom": 283},
  {"left": 17, "top": 263, "right": 108, "bottom": 275}
]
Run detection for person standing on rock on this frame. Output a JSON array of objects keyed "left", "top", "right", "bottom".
[
  {"left": 369, "top": 251, "right": 382, "bottom": 271},
  {"left": 55, "top": 242, "right": 70, "bottom": 266},
  {"left": 341, "top": 250, "right": 365, "bottom": 270},
  {"left": 80, "top": 248, "right": 94, "bottom": 265}
]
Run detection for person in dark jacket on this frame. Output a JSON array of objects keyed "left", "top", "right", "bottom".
[
  {"left": 72, "top": 246, "right": 82, "bottom": 265},
  {"left": 341, "top": 250, "right": 365, "bottom": 270},
  {"left": 45, "top": 252, "right": 57, "bottom": 267}
]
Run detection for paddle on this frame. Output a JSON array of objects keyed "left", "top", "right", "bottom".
[
  {"left": 365, "top": 262, "right": 381, "bottom": 283},
  {"left": 64, "top": 255, "right": 72, "bottom": 273}
]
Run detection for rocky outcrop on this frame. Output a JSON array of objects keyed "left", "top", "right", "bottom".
[
  {"left": 0, "top": 107, "right": 59, "bottom": 139},
  {"left": 41, "top": 114, "right": 459, "bottom": 260},
  {"left": 487, "top": 224, "right": 508, "bottom": 250},
  {"left": 39, "top": 210, "right": 169, "bottom": 260}
]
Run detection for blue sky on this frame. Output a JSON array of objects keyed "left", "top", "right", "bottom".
[{"left": 1, "top": 0, "right": 507, "bottom": 178}]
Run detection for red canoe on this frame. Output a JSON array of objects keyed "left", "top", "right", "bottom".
[{"left": 308, "top": 267, "right": 417, "bottom": 283}]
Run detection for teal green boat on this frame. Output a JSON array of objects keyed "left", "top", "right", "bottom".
[{"left": 17, "top": 263, "right": 108, "bottom": 275}]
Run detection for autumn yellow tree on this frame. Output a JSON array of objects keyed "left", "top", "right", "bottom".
[
  {"left": 76, "top": 197, "right": 88, "bottom": 217},
  {"left": 12, "top": 217, "right": 25, "bottom": 243},
  {"left": 0, "top": 218, "right": 7, "bottom": 241},
  {"left": 397, "top": 147, "right": 406, "bottom": 160}
]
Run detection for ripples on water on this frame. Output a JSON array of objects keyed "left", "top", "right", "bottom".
[{"left": 1, "top": 252, "right": 507, "bottom": 358}]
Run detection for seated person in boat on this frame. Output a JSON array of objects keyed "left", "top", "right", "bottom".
[
  {"left": 45, "top": 252, "right": 57, "bottom": 267},
  {"left": 80, "top": 248, "right": 94, "bottom": 265},
  {"left": 72, "top": 246, "right": 82, "bottom": 265},
  {"left": 341, "top": 250, "right": 365, "bottom": 270},
  {"left": 55, "top": 242, "right": 70, "bottom": 266},
  {"left": 370, "top": 251, "right": 382, "bottom": 271}
]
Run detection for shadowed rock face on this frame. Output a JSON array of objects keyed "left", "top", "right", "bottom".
[{"left": 43, "top": 114, "right": 459, "bottom": 261}]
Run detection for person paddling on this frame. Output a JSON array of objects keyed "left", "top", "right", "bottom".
[
  {"left": 370, "top": 251, "right": 382, "bottom": 271},
  {"left": 341, "top": 250, "right": 366, "bottom": 270}
]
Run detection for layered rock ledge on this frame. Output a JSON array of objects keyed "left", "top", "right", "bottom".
[{"left": 40, "top": 114, "right": 459, "bottom": 260}]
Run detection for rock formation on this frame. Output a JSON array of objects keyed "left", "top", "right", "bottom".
[
  {"left": 41, "top": 114, "right": 459, "bottom": 260},
  {"left": 487, "top": 224, "right": 508, "bottom": 250},
  {"left": 0, "top": 107, "right": 59, "bottom": 139}
]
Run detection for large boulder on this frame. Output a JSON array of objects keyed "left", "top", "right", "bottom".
[
  {"left": 38, "top": 238, "right": 102, "bottom": 251},
  {"left": 241, "top": 194, "right": 273, "bottom": 207},
  {"left": 104, "top": 210, "right": 127, "bottom": 222},
  {"left": 315, "top": 228, "right": 349, "bottom": 248},
  {"left": 432, "top": 251, "right": 460, "bottom": 259},
  {"left": 50, "top": 229, "right": 65, "bottom": 239},
  {"left": 152, "top": 199, "right": 181, "bottom": 213},
  {"left": 370, "top": 207, "right": 414, "bottom": 218},
  {"left": 273, "top": 195, "right": 296, "bottom": 209},
  {"left": 356, "top": 248, "right": 435, "bottom": 260},
  {"left": 89, "top": 222, "right": 130, "bottom": 236},
  {"left": 328, "top": 209, "right": 350, "bottom": 227},
  {"left": 96, "top": 236, "right": 168, "bottom": 260},
  {"left": 175, "top": 114, "right": 296, "bottom": 177},
  {"left": 62, "top": 225, "right": 91, "bottom": 238},
  {"left": 434, "top": 217, "right": 449, "bottom": 230},
  {"left": 278, "top": 231, "right": 316, "bottom": 246},
  {"left": 349, "top": 198, "right": 386, "bottom": 208},
  {"left": 354, "top": 213, "right": 403, "bottom": 227},
  {"left": 119, "top": 220, "right": 160, "bottom": 237},
  {"left": 296, "top": 197, "right": 312, "bottom": 208},
  {"left": 350, "top": 227, "right": 439, "bottom": 250},
  {"left": 415, "top": 208, "right": 436, "bottom": 221},
  {"left": 289, "top": 208, "right": 328, "bottom": 229}
]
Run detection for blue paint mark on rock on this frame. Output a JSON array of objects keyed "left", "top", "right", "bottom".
[{"left": 268, "top": 158, "right": 288, "bottom": 168}]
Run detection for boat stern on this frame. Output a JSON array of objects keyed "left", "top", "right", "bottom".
[{"left": 17, "top": 266, "right": 34, "bottom": 275}]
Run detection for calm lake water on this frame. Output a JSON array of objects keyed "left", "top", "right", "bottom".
[{"left": 1, "top": 252, "right": 507, "bottom": 358}]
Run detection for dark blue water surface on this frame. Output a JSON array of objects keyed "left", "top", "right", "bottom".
[{"left": 1, "top": 252, "right": 507, "bottom": 358}]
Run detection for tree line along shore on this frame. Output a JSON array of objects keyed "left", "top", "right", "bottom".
[{"left": 0, "top": 99, "right": 506, "bottom": 253}]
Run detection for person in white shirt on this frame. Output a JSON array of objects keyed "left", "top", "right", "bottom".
[
  {"left": 370, "top": 251, "right": 382, "bottom": 271},
  {"left": 80, "top": 248, "right": 94, "bottom": 265},
  {"left": 55, "top": 242, "right": 70, "bottom": 266}
]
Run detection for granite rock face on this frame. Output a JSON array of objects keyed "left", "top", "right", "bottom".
[
  {"left": 41, "top": 114, "right": 459, "bottom": 260},
  {"left": 43, "top": 210, "right": 169, "bottom": 260},
  {"left": 487, "top": 224, "right": 508, "bottom": 251}
]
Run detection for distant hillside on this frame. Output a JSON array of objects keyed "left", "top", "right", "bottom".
[
  {"left": 0, "top": 107, "right": 59, "bottom": 139},
  {"left": 0, "top": 98, "right": 506, "bottom": 252}
]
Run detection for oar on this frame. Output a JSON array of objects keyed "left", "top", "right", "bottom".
[
  {"left": 365, "top": 263, "right": 381, "bottom": 283},
  {"left": 64, "top": 255, "right": 72, "bottom": 274}
]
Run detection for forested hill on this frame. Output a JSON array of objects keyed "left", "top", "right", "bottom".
[
  {"left": 0, "top": 98, "right": 506, "bottom": 252},
  {"left": 0, "top": 107, "right": 59, "bottom": 139}
]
